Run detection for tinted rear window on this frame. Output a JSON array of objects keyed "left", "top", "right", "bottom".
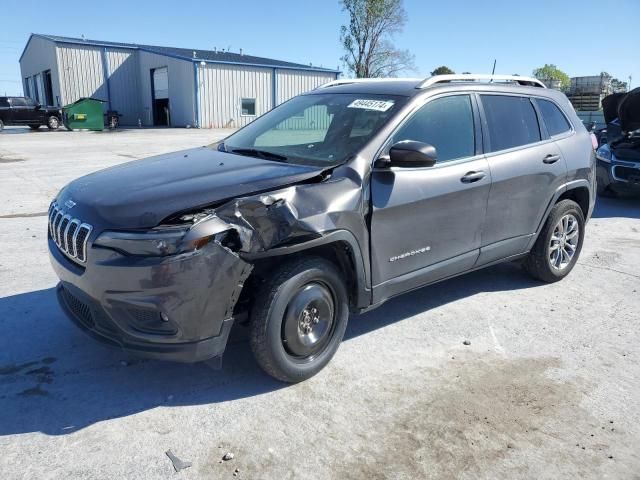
[
  {"left": 537, "top": 98, "right": 571, "bottom": 136},
  {"left": 481, "top": 95, "right": 541, "bottom": 152},
  {"left": 0, "top": 98, "right": 8, "bottom": 108}
]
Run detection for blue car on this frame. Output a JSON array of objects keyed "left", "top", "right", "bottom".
[{"left": 596, "top": 88, "right": 640, "bottom": 196}]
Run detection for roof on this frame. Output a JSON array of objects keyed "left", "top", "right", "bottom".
[
  {"left": 310, "top": 76, "right": 566, "bottom": 101},
  {"left": 310, "top": 79, "right": 425, "bottom": 97},
  {"left": 21, "top": 34, "right": 340, "bottom": 74}
]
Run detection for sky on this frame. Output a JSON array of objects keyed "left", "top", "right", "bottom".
[{"left": 1, "top": 0, "right": 638, "bottom": 96}]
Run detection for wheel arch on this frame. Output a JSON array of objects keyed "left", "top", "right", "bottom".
[
  {"left": 239, "top": 230, "right": 371, "bottom": 312},
  {"left": 526, "top": 180, "right": 593, "bottom": 252}
]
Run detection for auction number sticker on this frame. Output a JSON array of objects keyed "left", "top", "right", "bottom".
[{"left": 347, "top": 99, "right": 395, "bottom": 112}]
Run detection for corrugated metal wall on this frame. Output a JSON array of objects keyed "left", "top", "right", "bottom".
[
  {"left": 138, "top": 51, "right": 195, "bottom": 127},
  {"left": 105, "top": 48, "right": 141, "bottom": 125},
  {"left": 197, "top": 63, "right": 273, "bottom": 129},
  {"left": 56, "top": 44, "right": 108, "bottom": 105},
  {"left": 19, "top": 36, "right": 62, "bottom": 106},
  {"left": 275, "top": 69, "right": 335, "bottom": 104}
]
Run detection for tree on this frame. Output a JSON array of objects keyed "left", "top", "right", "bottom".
[
  {"left": 532, "top": 64, "right": 570, "bottom": 90},
  {"left": 340, "top": 0, "right": 416, "bottom": 78},
  {"left": 431, "top": 66, "right": 455, "bottom": 76}
]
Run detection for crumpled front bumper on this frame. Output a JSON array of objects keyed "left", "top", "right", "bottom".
[{"left": 49, "top": 236, "right": 252, "bottom": 363}]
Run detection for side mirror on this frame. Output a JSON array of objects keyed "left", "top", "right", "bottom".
[
  {"left": 378, "top": 141, "right": 437, "bottom": 168},
  {"left": 35, "top": 103, "right": 42, "bottom": 109}
]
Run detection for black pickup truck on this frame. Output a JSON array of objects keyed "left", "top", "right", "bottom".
[{"left": 0, "top": 96, "right": 61, "bottom": 131}]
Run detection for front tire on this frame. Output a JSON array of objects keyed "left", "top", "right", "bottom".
[
  {"left": 47, "top": 116, "right": 60, "bottom": 130},
  {"left": 249, "top": 257, "right": 349, "bottom": 383},
  {"left": 524, "top": 200, "right": 585, "bottom": 283}
]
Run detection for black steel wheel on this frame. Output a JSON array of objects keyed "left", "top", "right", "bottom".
[{"left": 249, "top": 256, "right": 349, "bottom": 383}]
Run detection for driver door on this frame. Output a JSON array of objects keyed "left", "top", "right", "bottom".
[{"left": 370, "top": 94, "right": 491, "bottom": 303}]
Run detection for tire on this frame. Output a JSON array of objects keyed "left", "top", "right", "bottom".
[
  {"left": 249, "top": 256, "right": 349, "bottom": 383},
  {"left": 29, "top": 125, "right": 40, "bottom": 131},
  {"left": 47, "top": 116, "right": 60, "bottom": 130},
  {"left": 524, "top": 200, "right": 585, "bottom": 283}
]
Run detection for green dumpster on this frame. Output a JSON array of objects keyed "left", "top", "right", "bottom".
[{"left": 63, "top": 98, "right": 106, "bottom": 131}]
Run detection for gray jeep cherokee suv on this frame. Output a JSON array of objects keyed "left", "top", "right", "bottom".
[{"left": 49, "top": 74, "right": 596, "bottom": 382}]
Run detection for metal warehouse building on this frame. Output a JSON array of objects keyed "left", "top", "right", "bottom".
[{"left": 19, "top": 34, "right": 339, "bottom": 128}]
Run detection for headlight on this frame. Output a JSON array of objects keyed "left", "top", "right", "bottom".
[
  {"left": 94, "top": 215, "right": 236, "bottom": 257},
  {"left": 596, "top": 145, "right": 612, "bottom": 163},
  {"left": 94, "top": 228, "right": 189, "bottom": 256}
]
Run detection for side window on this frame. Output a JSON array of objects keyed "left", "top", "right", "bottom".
[
  {"left": 392, "top": 95, "right": 475, "bottom": 162},
  {"left": 0, "top": 98, "right": 9, "bottom": 108},
  {"left": 537, "top": 98, "right": 571, "bottom": 136},
  {"left": 24, "top": 97, "right": 36, "bottom": 107},
  {"left": 10, "top": 97, "right": 27, "bottom": 107},
  {"left": 480, "top": 95, "right": 541, "bottom": 152}
]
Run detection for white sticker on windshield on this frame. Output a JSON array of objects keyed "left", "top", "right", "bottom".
[{"left": 347, "top": 99, "right": 395, "bottom": 112}]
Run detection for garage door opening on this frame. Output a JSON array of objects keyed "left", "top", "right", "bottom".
[{"left": 151, "top": 67, "right": 170, "bottom": 126}]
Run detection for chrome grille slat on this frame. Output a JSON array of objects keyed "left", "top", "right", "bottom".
[{"left": 47, "top": 202, "right": 93, "bottom": 265}]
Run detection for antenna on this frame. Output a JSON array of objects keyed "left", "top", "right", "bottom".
[{"left": 491, "top": 59, "right": 497, "bottom": 76}]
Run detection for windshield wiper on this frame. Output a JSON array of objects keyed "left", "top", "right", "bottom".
[{"left": 229, "top": 148, "right": 288, "bottom": 162}]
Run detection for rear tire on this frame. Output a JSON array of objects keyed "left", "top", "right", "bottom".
[
  {"left": 47, "top": 116, "right": 60, "bottom": 130},
  {"left": 524, "top": 200, "right": 585, "bottom": 283},
  {"left": 249, "top": 256, "right": 349, "bottom": 383}
]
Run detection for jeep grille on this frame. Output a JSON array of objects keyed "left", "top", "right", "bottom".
[{"left": 48, "top": 202, "right": 92, "bottom": 264}]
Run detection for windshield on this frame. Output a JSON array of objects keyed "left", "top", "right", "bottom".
[{"left": 221, "top": 93, "right": 407, "bottom": 166}]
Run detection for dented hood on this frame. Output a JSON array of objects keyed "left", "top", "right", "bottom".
[{"left": 58, "top": 147, "right": 327, "bottom": 229}]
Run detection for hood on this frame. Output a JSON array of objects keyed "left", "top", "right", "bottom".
[
  {"left": 57, "top": 147, "right": 327, "bottom": 229},
  {"left": 602, "top": 92, "right": 626, "bottom": 125},
  {"left": 602, "top": 88, "right": 640, "bottom": 132},
  {"left": 618, "top": 87, "right": 640, "bottom": 132}
]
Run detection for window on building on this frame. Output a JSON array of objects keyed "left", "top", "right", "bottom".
[
  {"left": 390, "top": 95, "right": 475, "bottom": 162},
  {"left": 537, "top": 98, "right": 571, "bottom": 137},
  {"left": 24, "top": 78, "right": 31, "bottom": 98},
  {"left": 481, "top": 95, "right": 541, "bottom": 152},
  {"left": 241, "top": 98, "right": 256, "bottom": 116}
]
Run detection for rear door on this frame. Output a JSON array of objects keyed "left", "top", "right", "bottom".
[
  {"left": 9, "top": 97, "right": 30, "bottom": 124},
  {"left": 370, "top": 94, "right": 491, "bottom": 302},
  {"left": 477, "top": 93, "right": 568, "bottom": 265}
]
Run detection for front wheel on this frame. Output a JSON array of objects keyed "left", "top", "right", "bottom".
[
  {"left": 47, "top": 116, "right": 60, "bottom": 130},
  {"left": 524, "top": 200, "right": 585, "bottom": 283},
  {"left": 249, "top": 257, "right": 349, "bottom": 383}
]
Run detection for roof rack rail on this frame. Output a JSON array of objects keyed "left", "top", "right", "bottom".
[
  {"left": 417, "top": 74, "right": 546, "bottom": 89},
  {"left": 316, "top": 77, "right": 422, "bottom": 89}
]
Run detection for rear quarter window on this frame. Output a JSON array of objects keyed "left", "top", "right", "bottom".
[
  {"left": 481, "top": 95, "right": 541, "bottom": 152},
  {"left": 537, "top": 98, "right": 572, "bottom": 136},
  {"left": 0, "top": 98, "right": 9, "bottom": 108}
]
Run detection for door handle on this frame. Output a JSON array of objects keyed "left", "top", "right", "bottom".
[
  {"left": 543, "top": 154, "right": 561, "bottom": 164},
  {"left": 460, "top": 171, "right": 486, "bottom": 183}
]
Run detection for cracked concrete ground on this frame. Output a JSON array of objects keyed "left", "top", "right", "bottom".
[{"left": 0, "top": 126, "right": 639, "bottom": 479}]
